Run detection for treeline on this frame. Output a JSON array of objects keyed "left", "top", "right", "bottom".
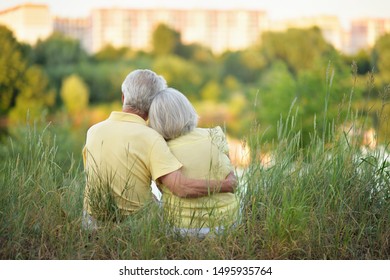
[{"left": 0, "top": 23, "right": 389, "bottom": 143}]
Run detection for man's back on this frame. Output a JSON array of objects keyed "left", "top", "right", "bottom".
[{"left": 83, "top": 111, "right": 181, "bottom": 218}]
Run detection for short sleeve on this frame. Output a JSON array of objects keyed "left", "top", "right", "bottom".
[{"left": 149, "top": 137, "right": 183, "bottom": 181}]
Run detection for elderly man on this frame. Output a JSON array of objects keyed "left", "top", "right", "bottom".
[{"left": 82, "top": 69, "right": 236, "bottom": 226}]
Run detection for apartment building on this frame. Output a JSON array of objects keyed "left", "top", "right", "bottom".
[
  {"left": 349, "top": 18, "right": 390, "bottom": 53},
  {"left": 0, "top": 3, "right": 52, "bottom": 44},
  {"left": 90, "top": 8, "right": 133, "bottom": 53},
  {"left": 90, "top": 8, "right": 267, "bottom": 53},
  {"left": 54, "top": 17, "right": 92, "bottom": 52},
  {"left": 1, "top": 3, "right": 389, "bottom": 54}
]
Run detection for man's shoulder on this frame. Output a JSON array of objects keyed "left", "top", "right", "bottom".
[
  {"left": 137, "top": 123, "right": 164, "bottom": 137},
  {"left": 87, "top": 119, "right": 110, "bottom": 133},
  {"left": 128, "top": 123, "right": 167, "bottom": 147}
]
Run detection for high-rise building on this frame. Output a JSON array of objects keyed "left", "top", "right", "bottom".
[
  {"left": 90, "top": 8, "right": 133, "bottom": 53},
  {"left": 0, "top": 3, "right": 52, "bottom": 44},
  {"left": 90, "top": 8, "right": 267, "bottom": 53},
  {"left": 0, "top": 3, "right": 388, "bottom": 54},
  {"left": 54, "top": 17, "right": 92, "bottom": 52},
  {"left": 349, "top": 18, "right": 390, "bottom": 54}
]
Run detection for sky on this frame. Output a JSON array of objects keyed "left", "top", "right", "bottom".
[{"left": 1, "top": 0, "right": 390, "bottom": 29}]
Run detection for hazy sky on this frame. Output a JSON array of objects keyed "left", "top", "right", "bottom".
[{"left": 1, "top": 0, "right": 389, "bottom": 28}]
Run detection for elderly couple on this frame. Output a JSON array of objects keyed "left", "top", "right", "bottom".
[{"left": 83, "top": 69, "right": 239, "bottom": 238}]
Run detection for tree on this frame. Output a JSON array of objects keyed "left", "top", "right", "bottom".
[
  {"left": 152, "top": 55, "right": 203, "bottom": 101},
  {"left": 227, "top": 92, "right": 251, "bottom": 137},
  {"left": 8, "top": 65, "right": 55, "bottom": 123},
  {"left": 343, "top": 50, "right": 371, "bottom": 75},
  {"left": 0, "top": 25, "right": 27, "bottom": 114},
  {"left": 223, "top": 75, "right": 241, "bottom": 92},
  {"left": 60, "top": 74, "right": 89, "bottom": 115},
  {"left": 255, "top": 61, "right": 298, "bottom": 140},
  {"left": 364, "top": 35, "right": 390, "bottom": 143},
  {"left": 30, "top": 32, "right": 88, "bottom": 105},
  {"left": 176, "top": 43, "right": 214, "bottom": 64},
  {"left": 221, "top": 49, "right": 266, "bottom": 83},
  {"left": 33, "top": 32, "right": 87, "bottom": 67},
  {"left": 261, "top": 27, "right": 333, "bottom": 75},
  {"left": 201, "top": 80, "right": 222, "bottom": 101},
  {"left": 372, "top": 34, "right": 390, "bottom": 83},
  {"left": 93, "top": 45, "right": 131, "bottom": 61},
  {"left": 151, "top": 24, "right": 181, "bottom": 56},
  {"left": 76, "top": 61, "right": 133, "bottom": 104}
]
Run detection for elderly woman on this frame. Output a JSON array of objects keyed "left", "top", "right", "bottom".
[{"left": 149, "top": 87, "right": 240, "bottom": 238}]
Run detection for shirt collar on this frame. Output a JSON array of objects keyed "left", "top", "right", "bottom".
[{"left": 108, "top": 111, "right": 147, "bottom": 125}]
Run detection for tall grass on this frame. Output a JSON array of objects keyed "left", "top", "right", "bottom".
[
  {"left": 241, "top": 113, "right": 389, "bottom": 259},
  {"left": 0, "top": 69, "right": 389, "bottom": 259}
]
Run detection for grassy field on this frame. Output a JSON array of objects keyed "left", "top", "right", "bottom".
[
  {"left": 1, "top": 69, "right": 389, "bottom": 259},
  {"left": 0, "top": 105, "right": 388, "bottom": 260}
]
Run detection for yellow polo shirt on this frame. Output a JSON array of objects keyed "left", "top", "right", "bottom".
[
  {"left": 160, "top": 127, "right": 239, "bottom": 229},
  {"left": 83, "top": 111, "right": 182, "bottom": 218}
]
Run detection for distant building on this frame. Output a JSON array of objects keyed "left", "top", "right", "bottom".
[
  {"left": 90, "top": 8, "right": 133, "bottom": 53},
  {"left": 0, "top": 3, "right": 389, "bottom": 54},
  {"left": 349, "top": 18, "right": 390, "bottom": 54},
  {"left": 175, "top": 9, "right": 268, "bottom": 53},
  {"left": 90, "top": 8, "right": 268, "bottom": 53},
  {"left": 0, "top": 3, "right": 52, "bottom": 44},
  {"left": 54, "top": 17, "right": 92, "bottom": 52}
]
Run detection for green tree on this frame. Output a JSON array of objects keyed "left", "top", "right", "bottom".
[
  {"left": 377, "top": 86, "right": 390, "bottom": 143},
  {"left": 60, "top": 74, "right": 89, "bottom": 115},
  {"left": 151, "top": 24, "right": 181, "bottom": 56},
  {"left": 76, "top": 61, "right": 134, "bottom": 104},
  {"left": 33, "top": 32, "right": 87, "bottom": 67},
  {"left": 0, "top": 25, "right": 27, "bottom": 114},
  {"left": 223, "top": 75, "right": 241, "bottom": 92},
  {"left": 261, "top": 27, "right": 333, "bottom": 75},
  {"left": 343, "top": 50, "right": 371, "bottom": 75},
  {"left": 201, "top": 80, "right": 222, "bottom": 101},
  {"left": 227, "top": 92, "right": 251, "bottom": 137},
  {"left": 364, "top": 36, "right": 390, "bottom": 143},
  {"left": 8, "top": 65, "right": 55, "bottom": 123},
  {"left": 372, "top": 34, "right": 390, "bottom": 83},
  {"left": 221, "top": 49, "right": 266, "bottom": 83},
  {"left": 93, "top": 45, "right": 131, "bottom": 61},
  {"left": 176, "top": 43, "right": 214, "bottom": 64},
  {"left": 152, "top": 55, "right": 203, "bottom": 101},
  {"left": 32, "top": 32, "right": 88, "bottom": 103},
  {"left": 255, "top": 61, "right": 298, "bottom": 140}
]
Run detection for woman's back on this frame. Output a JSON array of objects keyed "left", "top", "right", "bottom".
[{"left": 161, "top": 127, "right": 239, "bottom": 229}]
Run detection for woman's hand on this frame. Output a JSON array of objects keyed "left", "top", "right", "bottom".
[{"left": 223, "top": 171, "right": 238, "bottom": 193}]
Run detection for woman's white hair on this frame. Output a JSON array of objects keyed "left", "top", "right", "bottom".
[
  {"left": 149, "top": 88, "right": 198, "bottom": 140},
  {"left": 121, "top": 69, "right": 167, "bottom": 115}
]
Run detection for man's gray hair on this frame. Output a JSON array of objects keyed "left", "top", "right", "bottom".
[
  {"left": 149, "top": 88, "right": 198, "bottom": 140},
  {"left": 121, "top": 69, "right": 167, "bottom": 115}
]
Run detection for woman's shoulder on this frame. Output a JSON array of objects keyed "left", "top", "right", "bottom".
[
  {"left": 195, "top": 126, "right": 225, "bottom": 135},
  {"left": 168, "top": 127, "right": 226, "bottom": 146}
]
